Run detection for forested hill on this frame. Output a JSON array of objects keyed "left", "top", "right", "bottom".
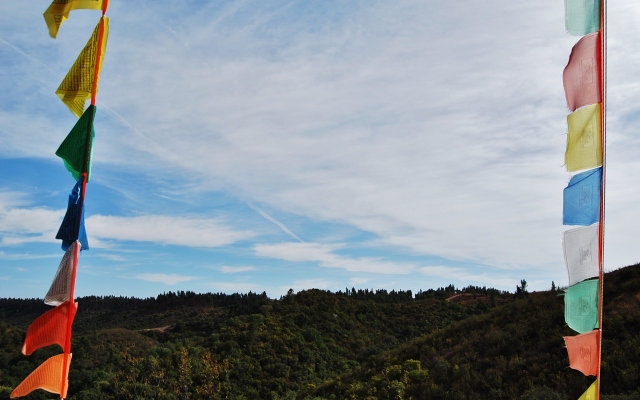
[{"left": 0, "top": 266, "right": 639, "bottom": 399}]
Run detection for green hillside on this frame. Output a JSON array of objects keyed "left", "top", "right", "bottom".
[{"left": 0, "top": 266, "right": 639, "bottom": 399}]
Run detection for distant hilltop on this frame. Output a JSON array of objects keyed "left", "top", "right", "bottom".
[{"left": 1, "top": 264, "right": 639, "bottom": 399}]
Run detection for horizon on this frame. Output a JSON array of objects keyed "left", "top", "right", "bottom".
[{"left": 2, "top": 0, "right": 640, "bottom": 300}]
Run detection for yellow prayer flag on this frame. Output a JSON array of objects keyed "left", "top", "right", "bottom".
[
  {"left": 56, "top": 16, "right": 109, "bottom": 117},
  {"left": 10, "top": 354, "right": 72, "bottom": 398},
  {"left": 577, "top": 380, "right": 598, "bottom": 400},
  {"left": 565, "top": 104, "right": 602, "bottom": 172},
  {"left": 43, "top": 0, "right": 103, "bottom": 39}
]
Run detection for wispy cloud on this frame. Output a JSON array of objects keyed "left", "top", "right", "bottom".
[
  {"left": 0, "top": 204, "right": 63, "bottom": 246},
  {"left": 99, "top": 254, "right": 128, "bottom": 262},
  {"left": 349, "top": 277, "right": 370, "bottom": 286},
  {"left": 219, "top": 266, "right": 256, "bottom": 274},
  {"left": 254, "top": 242, "right": 416, "bottom": 274},
  {"left": 0, "top": 251, "right": 60, "bottom": 261},
  {"left": 135, "top": 273, "right": 197, "bottom": 285},
  {"left": 87, "top": 214, "right": 252, "bottom": 248}
]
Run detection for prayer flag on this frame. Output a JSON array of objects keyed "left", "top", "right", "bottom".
[
  {"left": 55, "top": 177, "right": 89, "bottom": 251},
  {"left": 578, "top": 380, "right": 598, "bottom": 400},
  {"left": 564, "top": 330, "right": 600, "bottom": 376},
  {"left": 43, "top": 0, "right": 103, "bottom": 39},
  {"left": 56, "top": 17, "right": 109, "bottom": 117},
  {"left": 565, "top": 104, "right": 602, "bottom": 172},
  {"left": 565, "top": 0, "right": 600, "bottom": 36},
  {"left": 565, "top": 279, "right": 599, "bottom": 334},
  {"left": 563, "top": 167, "right": 601, "bottom": 226},
  {"left": 10, "top": 353, "right": 72, "bottom": 398},
  {"left": 22, "top": 302, "right": 77, "bottom": 356},
  {"left": 45, "top": 242, "right": 79, "bottom": 306},
  {"left": 563, "top": 224, "right": 599, "bottom": 286},
  {"left": 56, "top": 105, "right": 96, "bottom": 181},
  {"left": 563, "top": 32, "right": 601, "bottom": 112}
]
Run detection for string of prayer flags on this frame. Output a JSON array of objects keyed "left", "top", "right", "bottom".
[
  {"left": 564, "top": 330, "right": 600, "bottom": 376},
  {"left": 565, "top": 279, "right": 599, "bottom": 334},
  {"left": 563, "top": 32, "right": 601, "bottom": 112},
  {"left": 43, "top": 0, "right": 103, "bottom": 38},
  {"left": 10, "top": 354, "right": 72, "bottom": 399},
  {"left": 22, "top": 302, "right": 78, "bottom": 356},
  {"left": 56, "top": 16, "right": 109, "bottom": 117},
  {"left": 12, "top": 1, "right": 110, "bottom": 397},
  {"left": 577, "top": 380, "right": 598, "bottom": 400},
  {"left": 55, "top": 177, "right": 89, "bottom": 251},
  {"left": 44, "top": 242, "right": 79, "bottom": 307},
  {"left": 563, "top": 167, "right": 602, "bottom": 226},
  {"left": 56, "top": 105, "right": 96, "bottom": 181},
  {"left": 563, "top": 224, "right": 600, "bottom": 286},
  {"left": 565, "top": 104, "right": 602, "bottom": 172},
  {"left": 565, "top": 0, "right": 601, "bottom": 36},
  {"left": 560, "top": 0, "right": 605, "bottom": 398}
]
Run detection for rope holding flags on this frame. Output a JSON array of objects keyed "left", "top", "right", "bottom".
[
  {"left": 10, "top": 1, "right": 110, "bottom": 398},
  {"left": 561, "top": 0, "right": 605, "bottom": 399}
]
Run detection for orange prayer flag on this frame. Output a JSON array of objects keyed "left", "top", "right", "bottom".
[
  {"left": 22, "top": 302, "right": 78, "bottom": 356},
  {"left": 10, "top": 353, "right": 72, "bottom": 399},
  {"left": 564, "top": 330, "right": 600, "bottom": 376},
  {"left": 563, "top": 32, "right": 601, "bottom": 112}
]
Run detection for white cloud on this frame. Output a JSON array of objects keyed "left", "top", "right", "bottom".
[
  {"left": 86, "top": 214, "right": 252, "bottom": 248},
  {"left": 0, "top": 203, "right": 63, "bottom": 246},
  {"left": 254, "top": 242, "right": 416, "bottom": 274},
  {"left": 0, "top": 196, "right": 251, "bottom": 249},
  {"left": 349, "top": 277, "right": 370, "bottom": 286},
  {"left": 135, "top": 273, "right": 196, "bottom": 285},
  {"left": 219, "top": 266, "right": 256, "bottom": 274},
  {"left": 0, "top": 251, "right": 60, "bottom": 260},
  {"left": 99, "top": 254, "right": 128, "bottom": 262}
]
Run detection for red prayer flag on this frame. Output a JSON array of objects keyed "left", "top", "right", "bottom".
[
  {"left": 564, "top": 330, "right": 600, "bottom": 376},
  {"left": 563, "top": 32, "right": 601, "bottom": 111},
  {"left": 22, "top": 302, "right": 78, "bottom": 356},
  {"left": 10, "top": 353, "right": 71, "bottom": 398}
]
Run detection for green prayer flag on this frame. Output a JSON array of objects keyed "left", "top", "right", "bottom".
[
  {"left": 55, "top": 105, "right": 96, "bottom": 182},
  {"left": 565, "top": 0, "right": 600, "bottom": 36},
  {"left": 565, "top": 279, "right": 599, "bottom": 334}
]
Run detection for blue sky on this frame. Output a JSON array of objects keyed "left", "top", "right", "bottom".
[{"left": 2, "top": 0, "right": 640, "bottom": 299}]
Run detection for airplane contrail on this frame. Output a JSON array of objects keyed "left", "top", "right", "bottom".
[{"left": 247, "top": 203, "right": 304, "bottom": 243}]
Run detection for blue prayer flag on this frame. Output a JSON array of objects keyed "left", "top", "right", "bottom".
[
  {"left": 563, "top": 167, "right": 601, "bottom": 226},
  {"left": 55, "top": 177, "right": 89, "bottom": 251}
]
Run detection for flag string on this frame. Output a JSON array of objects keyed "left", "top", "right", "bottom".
[
  {"left": 10, "top": 1, "right": 111, "bottom": 398},
  {"left": 596, "top": 0, "right": 606, "bottom": 397}
]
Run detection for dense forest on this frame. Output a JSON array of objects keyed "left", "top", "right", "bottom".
[{"left": 1, "top": 266, "right": 639, "bottom": 399}]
